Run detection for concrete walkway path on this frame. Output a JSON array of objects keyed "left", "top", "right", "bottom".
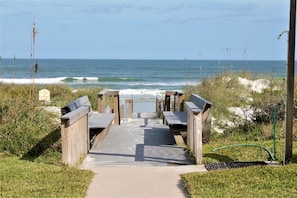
[{"left": 81, "top": 113, "right": 207, "bottom": 198}]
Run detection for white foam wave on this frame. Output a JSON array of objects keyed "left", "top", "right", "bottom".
[
  {"left": 0, "top": 77, "right": 198, "bottom": 87},
  {"left": 0, "top": 77, "right": 101, "bottom": 84},
  {"left": 119, "top": 89, "right": 184, "bottom": 101},
  {"left": 120, "top": 89, "right": 166, "bottom": 97},
  {"left": 98, "top": 81, "right": 197, "bottom": 86},
  {"left": 0, "top": 77, "right": 66, "bottom": 84},
  {"left": 71, "top": 77, "right": 98, "bottom": 81}
]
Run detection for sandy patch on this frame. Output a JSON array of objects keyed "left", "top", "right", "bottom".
[{"left": 238, "top": 77, "right": 269, "bottom": 93}]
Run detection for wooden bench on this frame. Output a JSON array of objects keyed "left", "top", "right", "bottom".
[
  {"left": 61, "top": 95, "right": 115, "bottom": 149},
  {"left": 60, "top": 105, "right": 89, "bottom": 166},
  {"left": 162, "top": 111, "right": 187, "bottom": 145},
  {"left": 163, "top": 93, "right": 212, "bottom": 164},
  {"left": 185, "top": 94, "right": 212, "bottom": 144}
]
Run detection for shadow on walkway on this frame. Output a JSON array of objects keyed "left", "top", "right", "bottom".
[{"left": 82, "top": 116, "right": 195, "bottom": 167}]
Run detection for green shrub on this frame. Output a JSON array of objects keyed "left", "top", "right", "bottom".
[
  {"left": 0, "top": 84, "right": 103, "bottom": 165},
  {"left": 184, "top": 72, "right": 248, "bottom": 119}
]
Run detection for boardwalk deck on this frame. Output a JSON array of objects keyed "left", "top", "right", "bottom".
[{"left": 81, "top": 113, "right": 194, "bottom": 168}]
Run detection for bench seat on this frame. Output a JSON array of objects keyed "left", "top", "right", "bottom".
[
  {"left": 163, "top": 111, "right": 187, "bottom": 126},
  {"left": 163, "top": 111, "right": 187, "bottom": 145},
  {"left": 61, "top": 95, "right": 115, "bottom": 131},
  {"left": 89, "top": 113, "right": 115, "bottom": 129},
  {"left": 61, "top": 95, "right": 115, "bottom": 149}
]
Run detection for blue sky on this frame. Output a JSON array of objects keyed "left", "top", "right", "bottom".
[{"left": 0, "top": 0, "right": 291, "bottom": 60}]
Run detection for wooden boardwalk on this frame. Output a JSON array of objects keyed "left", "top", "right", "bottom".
[{"left": 81, "top": 112, "right": 194, "bottom": 168}]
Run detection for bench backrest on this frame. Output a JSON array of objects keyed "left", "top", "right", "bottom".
[
  {"left": 186, "top": 93, "right": 212, "bottom": 144},
  {"left": 190, "top": 94, "right": 212, "bottom": 113},
  {"left": 61, "top": 95, "right": 92, "bottom": 116}
]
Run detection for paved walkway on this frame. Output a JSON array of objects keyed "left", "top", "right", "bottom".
[{"left": 81, "top": 113, "right": 207, "bottom": 198}]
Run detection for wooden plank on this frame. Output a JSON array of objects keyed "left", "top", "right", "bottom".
[
  {"left": 185, "top": 102, "right": 201, "bottom": 114},
  {"left": 89, "top": 113, "right": 115, "bottom": 129},
  {"left": 190, "top": 94, "right": 212, "bottom": 112},
  {"left": 163, "top": 111, "right": 187, "bottom": 125},
  {"left": 174, "top": 135, "right": 186, "bottom": 146},
  {"left": 98, "top": 90, "right": 119, "bottom": 96},
  {"left": 61, "top": 106, "right": 90, "bottom": 126}
]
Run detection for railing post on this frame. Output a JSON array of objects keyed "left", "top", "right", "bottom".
[
  {"left": 179, "top": 92, "right": 184, "bottom": 111},
  {"left": 202, "top": 106, "right": 212, "bottom": 143},
  {"left": 126, "top": 98, "right": 133, "bottom": 118},
  {"left": 156, "top": 97, "right": 164, "bottom": 118},
  {"left": 98, "top": 92, "right": 105, "bottom": 113},
  {"left": 113, "top": 92, "right": 120, "bottom": 125},
  {"left": 194, "top": 112, "right": 203, "bottom": 164},
  {"left": 164, "top": 90, "right": 184, "bottom": 112},
  {"left": 98, "top": 90, "right": 121, "bottom": 125},
  {"left": 164, "top": 91, "right": 171, "bottom": 111},
  {"left": 187, "top": 111, "right": 194, "bottom": 150}
]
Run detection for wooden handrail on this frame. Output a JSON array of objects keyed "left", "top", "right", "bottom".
[
  {"left": 98, "top": 90, "right": 120, "bottom": 125},
  {"left": 164, "top": 90, "right": 184, "bottom": 112}
]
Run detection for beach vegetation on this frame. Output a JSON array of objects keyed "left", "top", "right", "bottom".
[
  {"left": 0, "top": 83, "right": 102, "bottom": 163},
  {"left": 0, "top": 83, "right": 100, "bottom": 197},
  {"left": 183, "top": 71, "right": 297, "bottom": 162},
  {"left": 0, "top": 71, "right": 296, "bottom": 197},
  {"left": 182, "top": 72, "right": 297, "bottom": 197},
  {"left": 183, "top": 71, "right": 291, "bottom": 139}
]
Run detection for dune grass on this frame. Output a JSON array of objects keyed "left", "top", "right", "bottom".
[
  {"left": 0, "top": 83, "right": 102, "bottom": 164},
  {"left": 0, "top": 84, "right": 101, "bottom": 197},
  {"left": 182, "top": 72, "right": 297, "bottom": 197}
]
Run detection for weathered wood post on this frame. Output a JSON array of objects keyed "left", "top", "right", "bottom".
[
  {"left": 120, "top": 102, "right": 124, "bottom": 120},
  {"left": 98, "top": 90, "right": 120, "bottom": 125},
  {"left": 164, "top": 90, "right": 184, "bottom": 112},
  {"left": 98, "top": 91, "right": 106, "bottom": 113},
  {"left": 113, "top": 91, "right": 120, "bottom": 125},
  {"left": 126, "top": 98, "right": 133, "bottom": 118},
  {"left": 156, "top": 97, "right": 164, "bottom": 118},
  {"left": 201, "top": 104, "right": 212, "bottom": 143},
  {"left": 164, "top": 91, "right": 171, "bottom": 111},
  {"left": 178, "top": 92, "right": 184, "bottom": 111}
]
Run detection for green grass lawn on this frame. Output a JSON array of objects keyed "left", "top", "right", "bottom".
[
  {"left": 0, "top": 156, "right": 94, "bottom": 197},
  {"left": 181, "top": 138, "right": 297, "bottom": 198},
  {"left": 181, "top": 164, "right": 297, "bottom": 198}
]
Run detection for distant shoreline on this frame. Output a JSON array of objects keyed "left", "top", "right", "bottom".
[{"left": 0, "top": 57, "right": 287, "bottom": 61}]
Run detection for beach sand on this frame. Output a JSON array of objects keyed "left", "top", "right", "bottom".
[{"left": 132, "top": 100, "right": 156, "bottom": 113}]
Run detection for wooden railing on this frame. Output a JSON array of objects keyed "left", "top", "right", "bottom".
[
  {"left": 98, "top": 90, "right": 120, "bottom": 125},
  {"left": 164, "top": 90, "right": 184, "bottom": 112},
  {"left": 185, "top": 94, "right": 212, "bottom": 164},
  {"left": 61, "top": 106, "right": 89, "bottom": 166},
  {"left": 61, "top": 89, "right": 120, "bottom": 166},
  {"left": 156, "top": 96, "right": 164, "bottom": 118},
  {"left": 125, "top": 98, "right": 133, "bottom": 118}
]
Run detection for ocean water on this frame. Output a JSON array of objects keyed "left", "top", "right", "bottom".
[{"left": 0, "top": 59, "right": 286, "bottom": 99}]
